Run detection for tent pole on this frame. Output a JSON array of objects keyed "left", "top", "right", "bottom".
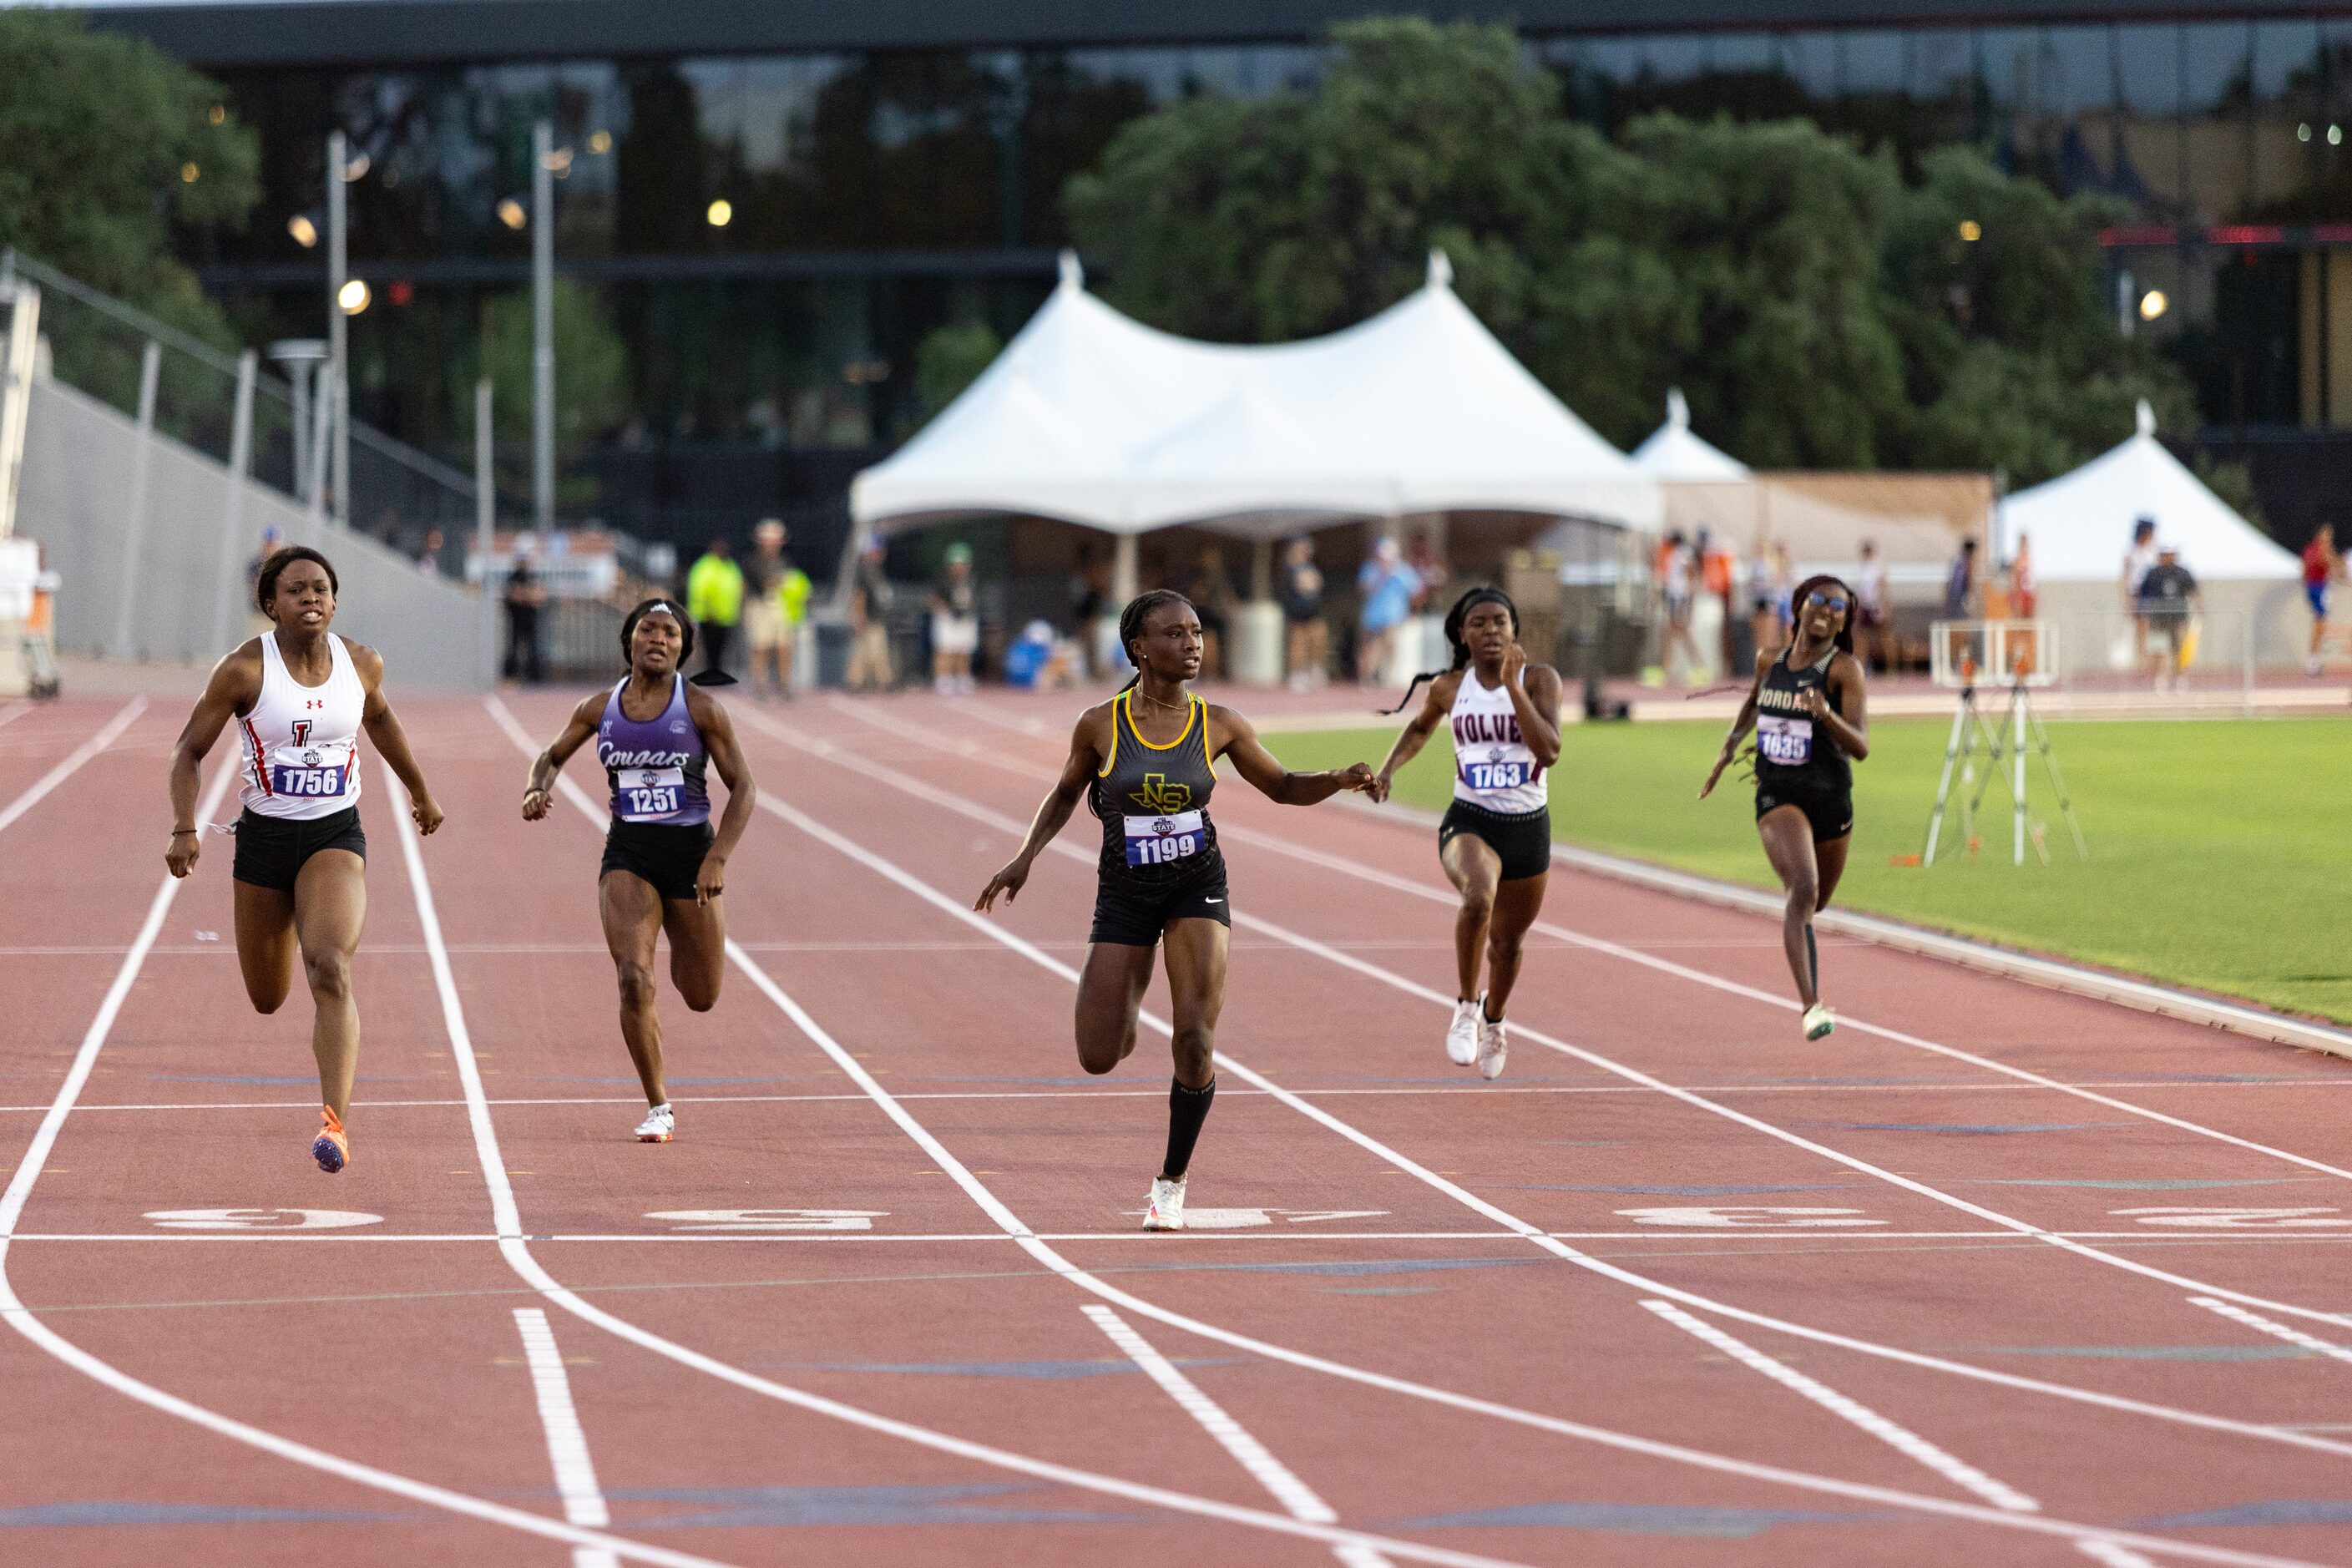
[{"left": 1111, "top": 533, "right": 1138, "bottom": 604}]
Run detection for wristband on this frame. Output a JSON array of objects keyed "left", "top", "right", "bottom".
[{"left": 169, "top": 827, "right": 200, "bottom": 837}]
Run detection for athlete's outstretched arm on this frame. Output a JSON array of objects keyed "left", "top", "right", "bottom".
[
  {"left": 1808, "top": 654, "right": 1869, "bottom": 761},
  {"left": 1368, "top": 673, "right": 1454, "bottom": 804},
  {"left": 351, "top": 644, "right": 443, "bottom": 834},
  {"left": 522, "top": 694, "right": 604, "bottom": 820},
  {"left": 164, "top": 646, "right": 261, "bottom": 878},
  {"left": 1216, "top": 707, "right": 1374, "bottom": 807},
  {"left": 975, "top": 710, "right": 1101, "bottom": 912},
  {"left": 687, "top": 688, "right": 756, "bottom": 904},
  {"left": 1698, "top": 650, "right": 1773, "bottom": 800}
]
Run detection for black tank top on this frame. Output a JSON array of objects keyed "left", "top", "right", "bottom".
[
  {"left": 1092, "top": 690, "right": 1221, "bottom": 883},
  {"left": 1753, "top": 645, "right": 1853, "bottom": 793}
]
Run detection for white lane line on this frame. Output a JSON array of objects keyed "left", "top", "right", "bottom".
[
  {"left": 1639, "top": 1300, "right": 2039, "bottom": 1512},
  {"left": 721, "top": 712, "right": 2352, "bottom": 1477},
  {"left": 760, "top": 708, "right": 2352, "bottom": 1339},
  {"left": 0, "top": 762, "right": 729, "bottom": 1568},
  {"left": 849, "top": 696, "right": 2352, "bottom": 1180},
  {"left": 2187, "top": 1297, "right": 2352, "bottom": 1365},
  {"left": 489, "top": 702, "right": 2331, "bottom": 1565},
  {"left": 1082, "top": 1304, "right": 1338, "bottom": 1522},
  {"left": 0, "top": 696, "right": 144, "bottom": 837},
  {"left": 417, "top": 736, "right": 1539, "bottom": 1568},
  {"left": 515, "top": 1308, "right": 620, "bottom": 1568},
  {"left": 2078, "top": 1542, "right": 2164, "bottom": 1568}
]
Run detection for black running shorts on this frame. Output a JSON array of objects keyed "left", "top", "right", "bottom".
[
  {"left": 1439, "top": 798, "right": 1552, "bottom": 883},
  {"left": 601, "top": 818, "right": 716, "bottom": 903},
  {"left": 1090, "top": 853, "right": 1231, "bottom": 947},
  {"left": 231, "top": 806, "right": 367, "bottom": 893},
  {"left": 1756, "top": 783, "right": 1854, "bottom": 843}
]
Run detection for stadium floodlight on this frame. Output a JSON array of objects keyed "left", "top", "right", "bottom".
[
  {"left": 1957, "top": 220, "right": 1980, "bottom": 242},
  {"left": 287, "top": 213, "right": 318, "bottom": 248},
  {"left": 589, "top": 130, "right": 612, "bottom": 154},
  {"left": 498, "top": 197, "right": 527, "bottom": 230},
  {"left": 337, "top": 279, "right": 371, "bottom": 315},
  {"left": 181, "top": 162, "right": 200, "bottom": 185},
  {"left": 341, "top": 149, "right": 371, "bottom": 181},
  {"left": 706, "top": 199, "right": 733, "bottom": 227},
  {"left": 2138, "top": 289, "right": 2168, "bottom": 322}
]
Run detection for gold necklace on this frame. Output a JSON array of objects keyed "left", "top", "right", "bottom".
[{"left": 1135, "top": 685, "right": 1189, "bottom": 714}]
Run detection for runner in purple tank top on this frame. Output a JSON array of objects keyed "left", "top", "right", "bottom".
[{"left": 522, "top": 598, "right": 757, "bottom": 1142}]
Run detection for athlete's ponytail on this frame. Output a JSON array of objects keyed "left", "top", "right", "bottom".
[
  {"left": 1382, "top": 585, "right": 1516, "bottom": 715},
  {"left": 1116, "top": 589, "right": 1194, "bottom": 691}
]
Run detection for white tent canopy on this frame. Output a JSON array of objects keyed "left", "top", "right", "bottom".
[
  {"left": 1997, "top": 401, "right": 2298, "bottom": 583},
  {"left": 851, "top": 251, "right": 1662, "bottom": 539},
  {"left": 1631, "top": 388, "right": 1748, "bottom": 481}
]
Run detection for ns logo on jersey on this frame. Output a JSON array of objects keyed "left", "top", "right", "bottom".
[{"left": 1128, "top": 772, "right": 1191, "bottom": 813}]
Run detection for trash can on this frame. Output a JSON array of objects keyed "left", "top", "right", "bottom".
[{"left": 815, "top": 619, "right": 853, "bottom": 689}]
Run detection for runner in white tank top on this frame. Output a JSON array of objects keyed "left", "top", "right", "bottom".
[
  {"left": 1372, "top": 587, "right": 1564, "bottom": 1080},
  {"left": 167, "top": 546, "right": 445, "bottom": 1174},
  {"left": 237, "top": 630, "right": 366, "bottom": 819}
]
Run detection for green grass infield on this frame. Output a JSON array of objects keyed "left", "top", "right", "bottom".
[{"left": 1262, "top": 715, "right": 2352, "bottom": 1024}]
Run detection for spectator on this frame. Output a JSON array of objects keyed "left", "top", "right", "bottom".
[
  {"left": 1188, "top": 546, "right": 1237, "bottom": 679},
  {"left": 1854, "top": 539, "right": 1893, "bottom": 673},
  {"left": 501, "top": 543, "right": 546, "bottom": 684},
  {"left": 2121, "top": 515, "right": 2158, "bottom": 675},
  {"left": 742, "top": 518, "right": 797, "bottom": 701},
  {"left": 2137, "top": 544, "right": 2201, "bottom": 690},
  {"left": 2304, "top": 523, "right": 2339, "bottom": 676},
  {"left": 2009, "top": 532, "right": 2037, "bottom": 619},
  {"left": 685, "top": 537, "right": 745, "bottom": 680},
  {"left": 929, "top": 541, "right": 979, "bottom": 695},
  {"left": 1749, "top": 539, "right": 1793, "bottom": 656},
  {"left": 1943, "top": 537, "right": 1979, "bottom": 672},
  {"left": 1659, "top": 530, "right": 1702, "bottom": 684},
  {"left": 1699, "top": 529, "right": 1738, "bottom": 674},
  {"left": 1281, "top": 536, "right": 1328, "bottom": 690},
  {"left": 1356, "top": 536, "right": 1421, "bottom": 685},
  {"left": 847, "top": 537, "right": 894, "bottom": 691},
  {"left": 416, "top": 528, "right": 445, "bottom": 578},
  {"left": 1406, "top": 532, "right": 1449, "bottom": 613}
]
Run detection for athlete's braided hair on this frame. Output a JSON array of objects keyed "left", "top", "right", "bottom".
[
  {"left": 1117, "top": 589, "right": 1195, "bottom": 692},
  {"left": 1382, "top": 585, "right": 1516, "bottom": 715}
]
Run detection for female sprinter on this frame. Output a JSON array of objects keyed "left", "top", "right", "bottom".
[
  {"left": 1699, "top": 576, "right": 1869, "bottom": 1039},
  {"left": 1368, "top": 588, "right": 1562, "bottom": 1080},
  {"left": 974, "top": 590, "right": 1374, "bottom": 1231},
  {"left": 522, "top": 599, "right": 757, "bottom": 1142},
  {"left": 165, "top": 546, "right": 444, "bottom": 1172}
]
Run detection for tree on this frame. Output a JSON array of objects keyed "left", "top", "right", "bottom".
[
  {"left": 0, "top": 9, "right": 257, "bottom": 341},
  {"left": 1065, "top": 18, "right": 2186, "bottom": 486},
  {"left": 478, "top": 279, "right": 630, "bottom": 508},
  {"left": 915, "top": 320, "right": 1004, "bottom": 421}
]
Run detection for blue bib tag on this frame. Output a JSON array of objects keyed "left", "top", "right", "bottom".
[
  {"left": 1757, "top": 715, "right": 1813, "bottom": 766},
  {"left": 270, "top": 764, "right": 348, "bottom": 798},
  {"left": 1460, "top": 759, "right": 1530, "bottom": 793}
]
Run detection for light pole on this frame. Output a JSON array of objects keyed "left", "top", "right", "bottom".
[
  {"left": 532, "top": 118, "right": 555, "bottom": 530},
  {"left": 326, "top": 131, "right": 352, "bottom": 527},
  {"left": 268, "top": 338, "right": 327, "bottom": 497}
]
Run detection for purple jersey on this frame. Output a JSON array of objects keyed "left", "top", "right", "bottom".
[{"left": 596, "top": 675, "right": 710, "bottom": 825}]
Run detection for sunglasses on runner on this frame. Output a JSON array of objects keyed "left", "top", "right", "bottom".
[{"left": 1804, "top": 591, "right": 1850, "bottom": 613}]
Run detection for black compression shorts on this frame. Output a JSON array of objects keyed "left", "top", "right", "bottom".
[
  {"left": 601, "top": 818, "right": 716, "bottom": 903},
  {"left": 1756, "top": 782, "right": 1854, "bottom": 843},
  {"left": 231, "top": 807, "right": 367, "bottom": 893},
  {"left": 1090, "top": 854, "right": 1231, "bottom": 946},
  {"left": 1439, "top": 798, "right": 1552, "bottom": 882}
]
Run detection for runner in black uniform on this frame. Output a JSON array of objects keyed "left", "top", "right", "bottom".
[
  {"left": 1700, "top": 574, "right": 1870, "bottom": 1040},
  {"left": 974, "top": 589, "right": 1375, "bottom": 1231}
]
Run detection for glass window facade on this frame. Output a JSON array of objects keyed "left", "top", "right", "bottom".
[{"left": 180, "top": 16, "right": 2352, "bottom": 547}]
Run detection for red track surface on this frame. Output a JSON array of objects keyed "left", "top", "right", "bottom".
[{"left": 6, "top": 684, "right": 2352, "bottom": 1566}]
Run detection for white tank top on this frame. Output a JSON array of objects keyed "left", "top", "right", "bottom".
[
  {"left": 237, "top": 632, "right": 366, "bottom": 820},
  {"left": 1448, "top": 670, "right": 1548, "bottom": 814}
]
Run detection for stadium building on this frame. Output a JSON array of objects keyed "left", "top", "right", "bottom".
[{"left": 84, "top": 0, "right": 2352, "bottom": 549}]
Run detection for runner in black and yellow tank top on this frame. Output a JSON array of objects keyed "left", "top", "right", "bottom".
[
  {"left": 975, "top": 590, "right": 1376, "bottom": 1232},
  {"left": 1701, "top": 574, "right": 1870, "bottom": 1041}
]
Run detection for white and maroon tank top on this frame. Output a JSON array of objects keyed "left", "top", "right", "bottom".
[
  {"left": 238, "top": 632, "right": 365, "bottom": 821},
  {"left": 1448, "top": 670, "right": 1547, "bottom": 815}
]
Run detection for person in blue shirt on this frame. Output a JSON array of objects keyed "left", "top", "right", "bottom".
[{"left": 1356, "top": 537, "right": 1423, "bottom": 685}]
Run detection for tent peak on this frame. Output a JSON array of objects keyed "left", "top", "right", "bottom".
[
  {"left": 1058, "top": 248, "right": 1085, "bottom": 293},
  {"left": 2135, "top": 397, "right": 2156, "bottom": 438},
  {"left": 1666, "top": 387, "right": 1691, "bottom": 432},
  {"left": 1425, "top": 248, "right": 1453, "bottom": 290}
]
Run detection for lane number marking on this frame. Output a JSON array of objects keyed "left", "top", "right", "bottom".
[
  {"left": 2114, "top": 1207, "right": 2352, "bottom": 1229},
  {"left": 645, "top": 1209, "right": 886, "bottom": 1232},
  {"left": 144, "top": 1208, "right": 383, "bottom": 1231},
  {"left": 1117, "top": 1208, "right": 1391, "bottom": 1230},
  {"left": 1617, "top": 1206, "right": 1885, "bottom": 1228}
]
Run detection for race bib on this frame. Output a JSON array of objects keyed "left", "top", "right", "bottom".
[
  {"left": 1756, "top": 715, "right": 1813, "bottom": 766},
  {"left": 268, "top": 743, "right": 352, "bottom": 799},
  {"left": 617, "top": 766, "right": 685, "bottom": 822},
  {"left": 1460, "top": 759, "right": 1531, "bottom": 793},
  {"left": 1123, "top": 810, "right": 1204, "bottom": 867}
]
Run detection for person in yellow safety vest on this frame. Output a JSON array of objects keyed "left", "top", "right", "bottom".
[
  {"left": 685, "top": 538, "right": 745, "bottom": 681},
  {"left": 742, "top": 518, "right": 814, "bottom": 701}
]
